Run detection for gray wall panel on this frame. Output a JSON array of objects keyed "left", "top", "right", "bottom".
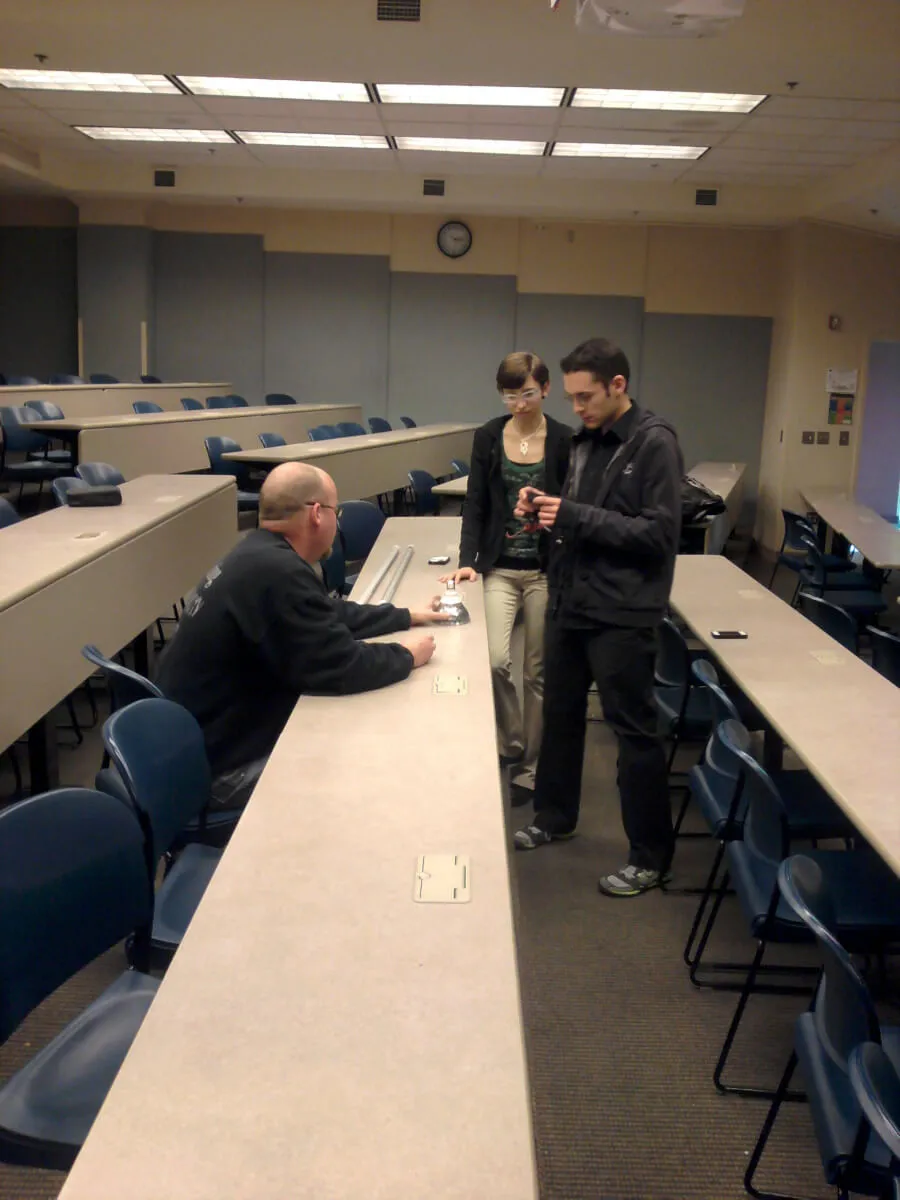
[
  {"left": 387, "top": 273, "right": 517, "bottom": 425},
  {"left": 513, "top": 294, "right": 645, "bottom": 425},
  {"left": 0, "top": 227, "right": 77, "bottom": 380},
  {"left": 78, "top": 225, "right": 152, "bottom": 382},
  {"left": 638, "top": 313, "right": 772, "bottom": 499},
  {"left": 264, "top": 252, "right": 389, "bottom": 411},
  {"left": 153, "top": 232, "right": 264, "bottom": 401}
]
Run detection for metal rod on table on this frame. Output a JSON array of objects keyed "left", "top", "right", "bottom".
[
  {"left": 382, "top": 545, "right": 415, "bottom": 603},
  {"left": 357, "top": 544, "right": 400, "bottom": 604}
]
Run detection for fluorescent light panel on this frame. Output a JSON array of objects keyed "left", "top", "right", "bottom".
[
  {"left": 238, "top": 131, "right": 388, "bottom": 148},
  {"left": 572, "top": 88, "right": 765, "bottom": 113},
  {"left": 0, "top": 69, "right": 178, "bottom": 93},
  {"left": 553, "top": 142, "right": 705, "bottom": 159},
  {"left": 396, "top": 136, "right": 544, "bottom": 155},
  {"left": 178, "top": 76, "right": 369, "bottom": 102},
  {"left": 75, "top": 126, "right": 233, "bottom": 142},
  {"left": 378, "top": 83, "right": 565, "bottom": 107}
]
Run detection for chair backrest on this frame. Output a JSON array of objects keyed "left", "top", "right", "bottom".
[
  {"left": 103, "top": 698, "right": 212, "bottom": 866},
  {"left": 308, "top": 424, "right": 338, "bottom": 441},
  {"left": 5, "top": 375, "right": 41, "bottom": 386},
  {"left": 719, "top": 720, "right": 789, "bottom": 869},
  {"left": 799, "top": 535, "right": 828, "bottom": 591},
  {"left": 258, "top": 431, "right": 287, "bottom": 449},
  {"left": 0, "top": 787, "right": 152, "bottom": 1042},
  {"left": 407, "top": 469, "right": 438, "bottom": 515},
  {"left": 849, "top": 1043, "right": 900, "bottom": 1163},
  {"left": 335, "top": 421, "right": 366, "bottom": 437},
  {"left": 24, "top": 399, "right": 64, "bottom": 420},
  {"left": 132, "top": 400, "right": 163, "bottom": 414},
  {"left": 140, "top": 374, "right": 161, "bottom": 384},
  {"left": 1, "top": 404, "right": 47, "bottom": 453},
  {"left": 782, "top": 509, "right": 815, "bottom": 554},
  {"left": 322, "top": 530, "right": 346, "bottom": 594},
  {"left": 368, "top": 416, "right": 391, "bottom": 433},
  {"left": 778, "top": 855, "right": 880, "bottom": 1073},
  {"left": 51, "top": 476, "right": 89, "bottom": 507},
  {"left": 207, "top": 395, "right": 243, "bottom": 409},
  {"left": 656, "top": 615, "right": 693, "bottom": 691},
  {"left": 0, "top": 496, "right": 21, "bottom": 528},
  {"left": 180, "top": 396, "right": 203, "bottom": 410},
  {"left": 338, "top": 500, "right": 386, "bottom": 561},
  {"left": 265, "top": 393, "right": 295, "bottom": 406},
  {"left": 204, "top": 435, "right": 243, "bottom": 477},
  {"left": 48, "top": 374, "right": 84, "bottom": 385},
  {"left": 450, "top": 458, "right": 469, "bottom": 477},
  {"left": 76, "top": 461, "right": 125, "bottom": 487},
  {"left": 399, "top": 416, "right": 417, "bottom": 428},
  {"left": 868, "top": 626, "right": 900, "bottom": 687},
  {"left": 690, "top": 658, "right": 742, "bottom": 777},
  {"left": 89, "top": 373, "right": 119, "bottom": 384},
  {"left": 82, "top": 643, "right": 162, "bottom": 712},
  {"left": 798, "top": 590, "right": 857, "bottom": 652}
]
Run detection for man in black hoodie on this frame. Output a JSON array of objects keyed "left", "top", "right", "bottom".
[{"left": 512, "top": 338, "right": 683, "bottom": 898}]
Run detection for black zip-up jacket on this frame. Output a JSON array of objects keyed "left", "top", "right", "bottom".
[
  {"left": 155, "top": 529, "right": 413, "bottom": 775},
  {"left": 458, "top": 414, "right": 573, "bottom": 572},
  {"left": 549, "top": 405, "right": 683, "bottom": 627}
]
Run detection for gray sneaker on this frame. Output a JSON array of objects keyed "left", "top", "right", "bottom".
[
  {"left": 597, "top": 864, "right": 670, "bottom": 897},
  {"left": 513, "top": 824, "right": 576, "bottom": 851}
]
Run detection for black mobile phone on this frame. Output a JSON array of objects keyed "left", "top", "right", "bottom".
[
  {"left": 711, "top": 630, "right": 749, "bottom": 640},
  {"left": 428, "top": 555, "right": 451, "bottom": 565}
]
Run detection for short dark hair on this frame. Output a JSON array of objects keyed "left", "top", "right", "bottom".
[
  {"left": 560, "top": 338, "right": 630, "bottom": 387},
  {"left": 496, "top": 350, "right": 550, "bottom": 392}
]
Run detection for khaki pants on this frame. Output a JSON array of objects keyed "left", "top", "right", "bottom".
[{"left": 483, "top": 568, "right": 548, "bottom": 788}]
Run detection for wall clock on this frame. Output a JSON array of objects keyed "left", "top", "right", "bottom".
[{"left": 437, "top": 220, "right": 473, "bottom": 259}]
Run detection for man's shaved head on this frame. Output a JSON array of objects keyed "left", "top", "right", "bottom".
[{"left": 259, "top": 462, "right": 332, "bottom": 523}]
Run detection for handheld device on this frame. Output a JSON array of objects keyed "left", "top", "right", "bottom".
[
  {"left": 711, "top": 630, "right": 748, "bottom": 640},
  {"left": 427, "top": 555, "right": 451, "bottom": 565}
]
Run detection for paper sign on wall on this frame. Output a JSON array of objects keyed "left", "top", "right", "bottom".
[
  {"left": 826, "top": 368, "right": 858, "bottom": 426},
  {"left": 826, "top": 368, "right": 858, "bottom": 395}
]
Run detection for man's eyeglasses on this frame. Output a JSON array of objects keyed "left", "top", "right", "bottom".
[
  {"left": 305, "top": 501, "right": 342, "bottom": 518},
  {"left": 501, "top": 388, "right": 542, "bottom": 406}
]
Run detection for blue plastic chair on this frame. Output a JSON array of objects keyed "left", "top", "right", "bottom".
[
  {"left": 868, "top": 626, "right": 900, "bottom": 686},
  {"left": 0, "top": 406, "right": 70, "bottom": 498},
  {"left": 849, "top": 1043, "right": 900, "bottom": 1191},
  {"left": 744, "top": 856, "right": 900, "bottom": 1200},
  {"left": 322, "top": 529, "right": 347, "bottom": 595},
  {"left": 308, "top": 424, "right": 339, "bottom": 441},
  {"left": 51, "top": 476, "right": 89, "bottom": 506},
  {"left": 693, "top": 724, "right": 900, "bottom": 1100},
  {"left": 17, "top": 403, "right": 72, "bottom": 465},
  {"left": 76, "top": 461, "right": 125, "bottom": 487},
  {"left": 23, "top": 399, "right": 64, "bottom": 420},
  {"left": 799, "top": 537, "right": 886, "bottom": 620},
  {"left": 204, "top": 437, "right": 259, "bottom": 513},
  {"left": 0, "top": 787, "right": 157, "bottom": 1169},
  {"left": 399, "top": 416, "right": 417, "bottom": 428},
  {"left": 769, "top": 509, "right": 853, "bottom": 589},
  {"left": 4, "top": 375, "right": 41, "bottom": 386},
  {"left": 180, "top": 397, "right": 203, "bottom": 411},
  {"left": 798, "top": 591, "right": 859, "bottom": 653},
  {"left": 450, "top": 458, "right": 469, "bottom": 478},
  {"left": 89, "top": 373, "right": 119, "bottom": 384},
  {"left": 265, "top": 393, "right": 296, "bottom": 406},
  {"left": 407, "top": 469, "right": 438, "bottom": 516},
  {"left": 0, "top": 497, "right": 20, "bottom": 527},
  {"left": 140, "top": 374, "right": 161, "bottom": 384},
  {"left": 335, "top": 421, "right": 366, "bottom": 437},
  {"left": 338, "top": 500, "right": 386, "bottom": 562},
  {"left": 47, "top": 374, "right": 84, "bottom": 385},
  {"left": 207, "top": 395, "right": 246, "bottom": 409},
  {"left": 104, "top": 698, "right": 222, "bottom": 960},
  {"left": 368, "top": 416, "right": 391, "bottom": 433},
  {"left": 258, "top": 432, "right": 286, "bottom": 449},
  {"left": 132, "top": 400, "right": 163, "bottom": 414}
]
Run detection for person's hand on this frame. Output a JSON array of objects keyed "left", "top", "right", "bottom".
[
  {"left": 409, "top": 599, "right": 452, "bottom": 625},
  {"left": 406, "top": 633, "right": 437, "bottom": 668},
  {"left": 533, "top": 494, "right": 563, "bottom": 528},
  {"left": 514, "top": 486, "right": 544, "bottom": 519},
  {"left": 439, "top": 567, "right": 477, "bottom": 584}
]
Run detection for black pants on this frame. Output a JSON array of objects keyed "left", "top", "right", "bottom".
[{"left": 533, "top": 619, "right": 674, "bottom": 872}]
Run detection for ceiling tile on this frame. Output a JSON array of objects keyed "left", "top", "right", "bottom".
[
  {"left": 24, "top": 91, "right": 206, "bottom": 114},
  {"left": 858, "top": 101, "right": 900, "bottom": 122},
  {"left": 703, "top": 146, "right": 854, "bottom": 165},
  {"left": 554, "top": 122, "right": 723, "bottom": 147},
  {"left": 758, "top": 96, "right": 873, "bottom": 120},
  {"left": 544, "top": 157, "right": 685, "bottom": 181},
  {"left": 380, "top": 103, "right": 560, "bottom": 133},
  {"left": 244, "top": 145, "right": 398, "bottom": 171},
  {"left": 384, "top": 119, "right": 553, "bottom": 141},
  {"left": 220, "top": 112, "right": 385, "bottom": 134},
  {"left": 559, "top": 107, "right": 745, "bottom": 134},
  {"left": 395, "top": 150, "right": 542, "bottom": 176},
  {"left": 194, "top": 97, "right": 372, "bottom": 121},
  {"left": 827, "top": 119, "right": 900, "bottom": 140}
]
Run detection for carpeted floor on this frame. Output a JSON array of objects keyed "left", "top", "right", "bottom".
[{"left": 1, "top": 547, "right": 898, "bottom": 1200}]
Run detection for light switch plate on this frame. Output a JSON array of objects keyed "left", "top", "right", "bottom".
[
  {"left": 414, "top": 855, "right": 471, "bottom": 903},
  {"left": 433, "top": 675, "right": 467, "bottom": 695},
  {"left": 839, "top": 430, "right": 850, "bottom": 446},
  {"left": 801, "top": 431, "right": 814, "bottom": 445},
  {"left": 816, "top": 431, "right": 830, "bottom": 445}
]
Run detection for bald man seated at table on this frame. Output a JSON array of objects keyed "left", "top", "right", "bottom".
[{"left": 156, "top": 462, "right": 444, "bottom": 810}]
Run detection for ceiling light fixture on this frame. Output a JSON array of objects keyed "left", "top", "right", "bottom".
[
  {"left": 0, "top": 69, "right": 178, "bottom": 93},
  {"left": 177, "top": 76, "right": 370, "bottom": 102},
  {"left": 552, "top": 141, "right": 706, "bottom": 158},
  {"left": 571, "top": 88, "right": 765, "bottom": 113},
  {"left": 396, "top": 136, "right": 545, "bottom": 155},
  {"left": 377, "top": 83, "right": 565, "bottom": 107},
  {"left": 238, "top": 131, "right": 389, "bottom": 148},
  {"left": 74, "top": 126, "right": 234, "bottom": 142}
]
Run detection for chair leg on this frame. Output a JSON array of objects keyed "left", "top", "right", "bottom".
[
  {"left": 683, "top": 840, "right": 727, "bottom": 967},
  {"left": 64, "top": 696, "right": 83, "bottom": 746},
  {"left": 744, "top": 1051, "right": 807, "bottom": 1200}
]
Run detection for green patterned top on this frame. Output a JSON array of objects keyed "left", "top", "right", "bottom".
[{"left": 500, "top": 451, "right": 545, "bottom": 564}]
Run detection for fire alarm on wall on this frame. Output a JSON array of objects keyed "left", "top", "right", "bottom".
[{"left": 828, "top": 314, "right": 842, "bottom": 331}]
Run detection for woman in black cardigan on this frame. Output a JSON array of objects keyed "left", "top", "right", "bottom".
[{"left": 442, "top": 351, "right": 572, "bottom": 802}]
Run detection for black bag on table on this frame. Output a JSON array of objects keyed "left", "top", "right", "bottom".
[{"left": 681, "top": 475, "right": 726, "bottom": 525}]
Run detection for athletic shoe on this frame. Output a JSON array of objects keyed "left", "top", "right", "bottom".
[
  {"left": 597, "top": 864, "right": 670, "bottom": 897},
  {"left": 513, "top": 823, "right": 576, "bottom": 851}
]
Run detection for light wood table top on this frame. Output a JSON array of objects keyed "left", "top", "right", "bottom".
[
  {"left": 1, "top": 382, "right": 229, "bottom": 419},
  {"left": 58, "top": 516, "right": 536, "bottom": 1200},
  {"left": 433, "top": 474, "right": 469, "bottom": 497},
  {"left": 31, "top": 404, "right": 344, "bottom": 433},
  {"left": 223, "top": 423, "right": 477, "bottom": 465},
  {"left": 671, "top": 554, "right": 900, "bottom": 874},
  {"left": 800, "top": 486, "right": 900, "bottom": 569}
]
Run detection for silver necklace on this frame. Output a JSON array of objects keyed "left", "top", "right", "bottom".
[{"left": 513, "top": 416, "right": 545, "bottom": 456}]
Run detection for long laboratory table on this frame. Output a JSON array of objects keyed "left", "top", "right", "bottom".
[
  {"left": 223, "top": 423, "right": 477, "bottom": 500},
  {"left": 29, "top": 404, "right": 363, "bottom": 480},
  {"left": 688, "top": 462, "right": 746, "bottom": 554},
  {"left": 1, "top": 381, "right": 229, "bottom": 419},
  {"left": 671, "top": 553, "right": 900, "bottom": 874},
  {"left": 800, "top": 485, "right": 900, "bottom": 570},
  {"left": 0, "top": 475, "right": 238, "bottom": 789},
  {"left": 57, "top": 516, "right": 537, "bottom": 1200}
]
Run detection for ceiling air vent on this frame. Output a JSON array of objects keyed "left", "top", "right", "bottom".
[
  {"left": 695, "top": 188, "right": 718, "bottom": 207},
  {"left": 377, "top": 0, "right": 421, "bottom": 20},
  {"left": 423, "top": 179, "right": 445, "bottom": 197}
]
